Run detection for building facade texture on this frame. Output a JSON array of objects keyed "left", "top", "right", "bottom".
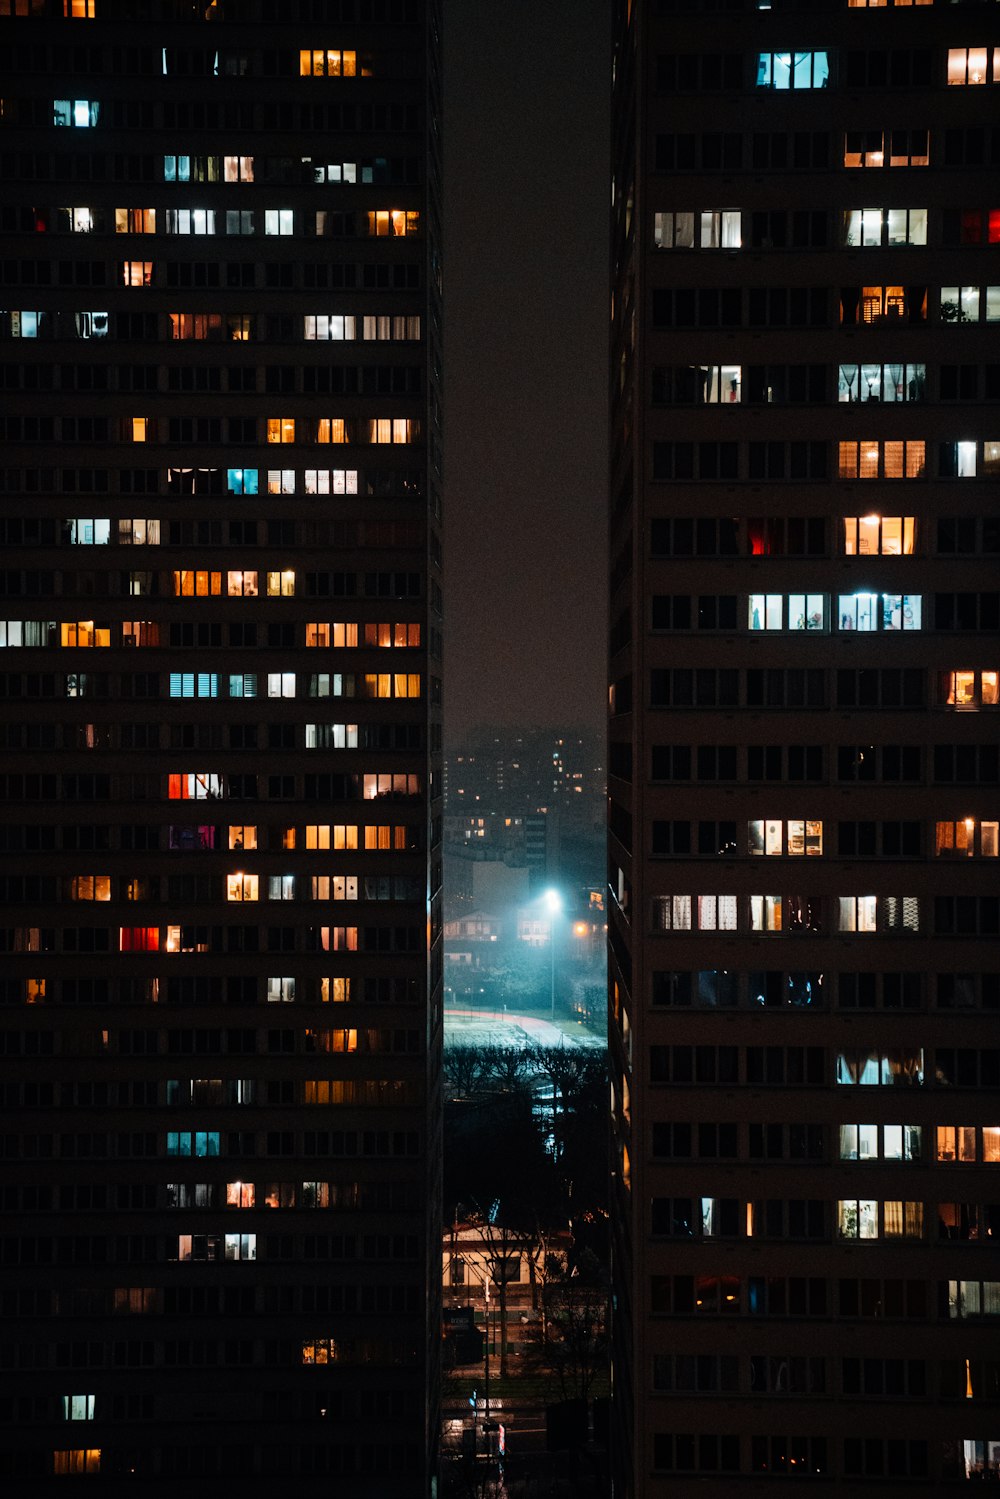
[
  {"left": 609, "top": 0, "right": 1000, "bottom": 1492},
  {"left": 0, "top": 1, "right": 442, "bottom": 1493}
]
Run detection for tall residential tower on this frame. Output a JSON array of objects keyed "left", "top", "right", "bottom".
[
  {"left": 610, "top": 1, "right": 1000, "bottom": 1493},
  {"left": 0, "top": 2, "right": 442, "bottom": 1494}
]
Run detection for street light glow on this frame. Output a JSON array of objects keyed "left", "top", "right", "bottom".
[{"left": 544, "top": 888, "right": 562, "bottom": 913}]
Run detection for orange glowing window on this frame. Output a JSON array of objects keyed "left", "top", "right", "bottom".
[
  {"left": 267, "top": 417, "right": 295, "bottom": 444},
  {"left": 122, "top": 260, "right": 153, "bottom": 287}
]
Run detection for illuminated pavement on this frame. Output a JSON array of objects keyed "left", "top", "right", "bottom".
[{"left": 443, "top": 1009, "right": 605, "bottom": 1050}]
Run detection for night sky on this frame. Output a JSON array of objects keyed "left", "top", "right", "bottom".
[{"left": 443, "top": 0, "right": 611, "bottom": 738}]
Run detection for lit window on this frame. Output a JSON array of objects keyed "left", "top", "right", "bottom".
[
  {"left": 749, "top": 820, "right": 823, "bottom": 857},
  {"left": 316, "top": 417, "right": 348, "bottom": 444},
  {"left": 223, "top": 155, "right": 254, "bottom": 183},
  {"left": 838, "top": 364, "right": 925, "bottom": 403},
  {"left": 54, "top": 99, "right": 100, "bottom": 127},
  {"left": 947, "top": 671, "right": 1000, "bottom": 710},
  {"left": 838, "top": 440, "right": 925, "bottom": 479},
  {"left": 53, "top": 1450, "right": 101, "bottom": 1475},
  {"left": 227, "top": 468, "right": 259, "bottom": 495},
  {"left": 228, "top": 673, "right": 257, "bottom": 698},
  {"left": 64, "top": 0, "right": 97, "bottom": 14},
  {"left": 131, "top": 417, "right": 148, "bottom": 443},
  {"left": 115, "top": 208, "right": 155, "bottom": 234},
  {"left": 837, "top": 593, "right": 921, "bottom": 631},
  {"left": 842, "top": 516, "right": 915, "bottom": 555},
  {"left": 268, "top": 875, "right": 295, "bottom": 901},
  {"left": 303, "top": 468, "right": 358, "bottom": 494},
  {"left": 60, "top": 621, "right": 111, "bottom": 648},
  {"left": 226, "top": 1181, "right": 255, "bottom": 1207},
  {"left": 227, "top": 571, "right": 258, "bottom": 597},
  {"left": 947, "top": 46, "right": 998, "bottom": 87},
  {"left": 940, "top": 441, "right": 978, "bottom": 478},
  {"left": 654, "top": 210, "right": 740, "bottom": 250},
  {"left": 69, "top": 875, "right": 111, "bottom": 901},
  {"left": 173, "top": 571, "right": 222, "bottom": 597},
  {"left": 321, "top": 977, "right": 352, "bottom": 1003},
  {"left": 228, "top": 826, "right": 257, "bottom": 851},
  {"left": 304, "top": 314, "right": 357, "bottom": 341},
  {"left": 226, "top": 873, "right": 258, "bottom": 902},
  {"left": 163, "top": 208, "right": 216, "bottom": 235},
  {"left": 267, "top": 672, "right": 296, "bottom": 698},
  {"left": 62, "top": 1396, "right": 96, "bottom": 1421},
  {"left": 748, "top": 594, "right": 825, "bottom": 631},
  {"left": 266, "top": 570, "right": 296, "bottom": 597},
  {"left": 168, "top": 772, "right": 224, "bottom": 801},
  {"left": 267, "top": 417, "right": 295, "bottom": 444},
  {"left": 366, "top": 209, "right": 420, "bottom": 238},
  {"left": 843, "top": 207, "right": 927, "bottom": 248},
  {"left": 264, "top": 209, "right": 294, "bottom": 236},
  {"left": 299, "top": 48, "right": 359, "bottom": 77},
  {"left": 839, "top": 1124, "right": 921, "bottom": 1161},
  {"left": 936, "top": 820, "right": 999, "bottom": 858},
  {"left": 838, "top": 896, "right": 877, "bottom": 934},
  {"left": 756, "top": 51, "right": 830, "bottom": 89}
]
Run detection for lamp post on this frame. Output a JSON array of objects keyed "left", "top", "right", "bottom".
[{"left": 544, "top": 888, "right": 561, "bottom": 1022}]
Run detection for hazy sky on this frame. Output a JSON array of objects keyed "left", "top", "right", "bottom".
[{"left": 443, "top": 0, "right": 610, "bottom": 739}]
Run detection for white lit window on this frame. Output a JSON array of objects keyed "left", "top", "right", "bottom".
[
  {"left": 304, "top": 314, "right": 357, "bottom": 341},
  {"left": 838, "top": 896, "right": 877, "bottom": 933},
  {"left": 748, "top": 594, "right": 825, "bottom": 631},
  {"left": 267, "top": 672, "right": 296, "bottom": 698},
  {"left": 226, "top": 873, "right": 258, "bottom": 902},
  {"left": 265, "top": 208, "right": 294, "bottom": 236},
  {"left": 62, "top": 1395, "right": 96, "bottom": 1421},
  {"left": 54, "top": 98, "right": 99, "bottom": 127},
  {"left": 837, "top": 593, "right": 921, "bottom": 631},
  {"left": 843, "top": 207, "right": 926, "bottom": 247},
  {"left": 267, "top": 977, "right": 296, "bottom": 1003},
  {"left": 268, "top": 875, "right": 295, "bottom": 901},
  {"left": 749, "top": 894, "right": 782, "bottom": 932},
  {"left": 838, "top": 363, "right": 925, "bottom": 403}
]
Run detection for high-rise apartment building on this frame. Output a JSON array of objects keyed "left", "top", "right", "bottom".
[
  {"left": 610, "top": 1, "right": 1000, "bottom": 1492},
  {"left": 0, "top": 2, "right": 442, "bottom": 1493}
]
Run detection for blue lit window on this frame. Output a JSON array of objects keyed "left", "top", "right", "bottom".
[
  {"left": 163, "top": 156, "right": 191, "bottom": 184},
  {"left": 169, "top": 672, "right": 220, "bottom": 698},
  {"left": 54, "top": 99, "right": 100, "bottom": 127},
  {"left": 227, "top": 468, "right": 258, "bottom": 494},
  {"left": 756, "top": 51, "right": 829, "bottom": 90},
  {"left": 229, "top": 673, "right": 258, "bottom": 698}
]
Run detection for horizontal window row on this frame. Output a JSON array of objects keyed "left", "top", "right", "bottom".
[
  {"left": 652, "top": 893, "right": 925, "bottom": 935},
  {"left": 0, "top": 770, "right": 426, "bottom": 803},
  {"left": 0, "top": 1027, "right": 420, "bottom": 1060},
  {"left": 648, "top": 667, "right": 1000, "bottom": 710},
  {"left": 651, "top": 1121, "right": 998, "bottom": 1165},
  {"left": 651, "top": 970, "right": 999, "bottom": 1011},
  {"left": 651, "top": 818, "right": 999, "bottom": 859},
  {"left": 0, "top": 974, "right": 417, "bottom": 1009},
  {"left": 651, "top": 1354, "right": 991, "bottom": 1399},
  {"left": 651, "top": 284, "right": 1000, "bottom": 329},
  {"left": 649, "top": 439, "right": 1000, "bottom": 483},
  {"left": 650, "top": 1196, "right": 1000, "bottom": 1242},
  {"left": 654, "top": 127, "right": 984, "bottom": 173},
  {"left": 653, "top": 205, "right": 956, "bottom": 251},
  {"left": 19, "top": 872, "right": 426, "bottom": 906},
  {"left": 0, "top": 1127, "right": 422, "bottom": 1162},
  {"left": 656, "top": 46, "right": 1000, "bottom": 93},
  {"left": 648, "top": 1273, "right": 978, "bottom": 1321},
  {"left": 0, "top": 296, "right": 422, "bottom": 341},
  {"left": 0, "top": 921, "right": 426, "bottom": 956},
  {"left": 0, "top": 411, "right": 424, "bottom": 447},
  {"left": 649, "top": 515, "right": 1000, "bottom": 557}
]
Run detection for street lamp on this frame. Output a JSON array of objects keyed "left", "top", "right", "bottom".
[{"left": 544, "top": 888, "right": 561, "bottom": 1021}]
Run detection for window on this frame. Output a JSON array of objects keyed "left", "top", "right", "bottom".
[
  {"left": 836, "top": 1048, "right": 924, "bottom": 1086},
  {"left": 115, "top": 208, "right": 156, "bottom": 234},
  {"left": 749, "top": 820, "right": 823, "bottom": 857},
  {"left": 653, "top": 210, "right": 740, "bottom": 249},
  {"left": 62, "top": 1395, "right": 96, "bottom": 1421},
  {"left": 266, "top": 571, "right": 296, "bottom": 598},
  {"left": 940, "top": 286, "right": 1000, "bottom": 324},
  {"left": 837, "top": 896, "right": 919, "bottom": 933},
  {"left": 654, "top": 365, "right": 742, "bottom": 404},
  {"left": 843, "top": 516, "right": 915, "bottom": 556},
  {"left": 937, "top": 1126, "right": 1000, "bottom": 1164},
  {"left": 365, "top": 210, "right": 420, "bottom": 237},
  {"left": 942, "top": 670, "right": 1000, "bottom": 710},
  {"left": 299, "top": 48, "right": 360, "bottom": 77},
  {"left": 267, "top": 417, "right": 295, "bottom": 445},
  {"left": 838, "top": 441, "right": 925, "bottom": 479},
  {"left": 946, "top": 1281, "right": 1000, "bottom": 1319},
  {"left": 54, "top": 99, "right": 100, "bottom": 128},
  {"left": 53, "top": 1451, "right": 101, "bottom": 1475},
  {"left": 756, "top": 51, "right": 830, "bottom": 89},
  {"left": 844, "top": 129, "right": 928, "bottom": 168},
  {"left": 164, "top": 208, "right": 216, "bottom": 235},
  {"left": 839, "top": 1124, "right": 922, "bottom": 1162},
  {"left": 265, "top": 209, "right": 294, "bottom": 236},
  {"left": 748, "top": 594, "right": 825, "bottom": 632},
  {"left": 228, "top": 826, "right": 257, "bottom": 851},
  {"left": 936, "top": 821, "right": 999, "bottom": 859},
  {"left": 939, "top": 441, "right": 979, "bottom": 478},
  {"left": 837, "top": 594, "right": 921, "bottom": 631},
  {"left": 843, "top": 208, "right": 927, "bottom": 247},
  {"left": 838, "top": 1200, "right": 923, "bottom": 1240},
  {"left": 838, "top": 363, "right": 925, "bottom": 403},
  {"left": 948, "top": 47, "right": 999, "bottom": 87}
]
